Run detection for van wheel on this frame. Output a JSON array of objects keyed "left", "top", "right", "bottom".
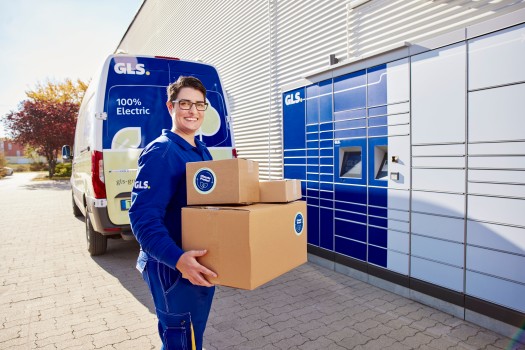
[
  {"left": 85, "top": 210, "right": 107, "bottom": 256},
  {"left": 72, "top": 193, "right": 82, "bottom": 217}
]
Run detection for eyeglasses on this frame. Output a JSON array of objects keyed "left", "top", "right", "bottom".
[{"left": 172, "top": 99, "right": 208, "bottom": 111}]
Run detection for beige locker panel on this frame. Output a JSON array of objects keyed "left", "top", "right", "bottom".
[
  {"left": 468, "top": 195, "right": 525, "bottom": 227},
  {"left": 469, "top": 83, "right": 525, "bottom": 143},
  {"left": 467, "top": 220, "right": 525, "bottom": 256},
  {"left": 387, "top": 230, "right": 409, "bottom": 254},
  {"left": 468, "top": 182, "right": 525, "bottom": 199},
  {"left": 412, "top": 213, "right": 465, "bottom": 243},
  {"left": 468, "top": 141, "right": 525, "bottom": 156},
  {"left": 412, "top": 168, "right": 465, "bottom": 193},
  {"left": 413, "top": 144, "right": 465, "bottom": 156},
  {"left": 467, "top": 246, "right": 525, "bottom": 284},
  {"left": 412, "top": 156, "right": 465, "bottom": 168},
  {"left": 411, "top": 43, "right": 466, "bottom": 145},
  {"left": 412, "top": 191, "right": 465, "bottom": 218},
  {"left": 468, "top": 169, "right": 525, "bottom": 184},
  {"left": 388, "top": 189, "right": 409, "bottom": 211},
  {"left": 468, "top": 156, "right": 525, "bottom": 170},
  {"left": 387, "top": 250, "right": 409, "bottom": 275},
  {"left": 466, "top": 271, "right": 525, "bottom": 313},
  {"left": 411, "top": 257, "right": 464, "bottom": 292},
  {"left": 412, "top": 235, "right": 464, "bottom": 267}
]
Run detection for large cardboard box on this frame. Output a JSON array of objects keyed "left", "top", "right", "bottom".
[
  {"left": 186, "top": 158, "right": 259, "bottom": 205},
  {"left": 259, "top": 179, "right": 302, "bottom": 203},
  {"left": 182, "top": 201, "right": 307, "bottom": 290}
]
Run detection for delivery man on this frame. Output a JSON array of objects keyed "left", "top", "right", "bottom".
[{"left": 129, "top": 76, "right": 217, "bottom": 350}]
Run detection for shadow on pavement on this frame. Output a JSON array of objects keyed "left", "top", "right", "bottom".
[
  {"left": 91, "top": 236, "right": 156, "bottom": 314},
  {"left": 23, "top": 180, "right": 71, "bottom": 191}
]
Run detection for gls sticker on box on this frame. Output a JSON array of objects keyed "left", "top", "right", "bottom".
[
  {"left": 193, "top": 168, "right": 216, "bottom": 194},
  {"left": 294, "top": 212, "right": 305, "bottom": 236}
]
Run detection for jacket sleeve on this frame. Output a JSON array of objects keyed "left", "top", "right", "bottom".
[{"left": 129, "top": 144, "right": 184, "bottom": 269}]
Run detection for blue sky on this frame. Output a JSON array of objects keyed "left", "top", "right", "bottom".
[{"left": 0, "top": 0, "right": 143, "bottom": 137}]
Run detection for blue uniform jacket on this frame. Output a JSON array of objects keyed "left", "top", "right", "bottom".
[{"left": 129, "top": 129, "right": 212, "bottom": 270}]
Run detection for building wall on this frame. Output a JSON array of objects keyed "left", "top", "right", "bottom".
[{"left": 117, "top": 0, "right": 525, "bottom": 332}]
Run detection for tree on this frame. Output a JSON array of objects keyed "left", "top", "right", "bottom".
[{"left": 2, "top": 79, "right": 87, "bottom": 178}]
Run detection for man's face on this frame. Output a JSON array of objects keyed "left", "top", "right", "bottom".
[{"left": 167, "top": 87, "right": 205, "bottom": 136}]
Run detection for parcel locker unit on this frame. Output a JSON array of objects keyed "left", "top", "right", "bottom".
[{"left": 282, "top": 17, "right": 525, "bottom": 332}]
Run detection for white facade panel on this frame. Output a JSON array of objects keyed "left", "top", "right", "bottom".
[
  {"left": 412, "top": 191, "right": 465, "bottom": 218},
  {"left": 411, "top": 256, "right": 464, "bottom": 292},
  {"left": 412, "top": 168, "right": 465, "bottom": 194},
  {"left": 388, "top": 219, "right": 409, "bottom": 233},
  {"left": 468, "top": 195, "right": 525, "bottom": 227},
  {"left": 469, "top": 23, "right": 525, "bottom": 90},
  {"left": 469, "top": 83, "right": 525, "bottom": 143},
  {"left": 466, "top": 271, "right": 525, "bottom": 313},
  {"left": 467, "top": 220, "right": 525, "bottom": 256},
  {"left": 388, "top": 209, "right": 409, "bottom": 222},
  {"left": 385, "top": 113, "right": 409, "bottom": 126},
  {"left": 412, "top": 213, "right": 465, "bottom": 243},
  {"left": 388, "top": 135, "right": 410, "bottom": 190},
  {"left": 412, "top": 235, "right": 464, "bottom": 267},
  {"left": 411, "top": 43, "right": 466, "bottom": 145},
  {"left": 467, "top": 246, "right": 525, "bottom": 284}
]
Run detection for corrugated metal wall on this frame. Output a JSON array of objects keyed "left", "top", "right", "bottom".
[
  {"left": 117, "top": 0, "right": 348, "bottom": 180},
  {"left": 117, "top": 0, "right": 525, "bottom": 180},
  {"left": 347, "top": 0, "right": 525, "bottom": 58}
]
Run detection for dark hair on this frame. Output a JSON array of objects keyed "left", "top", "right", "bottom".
[{"left": 167, "top": 76, "right": 206, "bottom": 102}]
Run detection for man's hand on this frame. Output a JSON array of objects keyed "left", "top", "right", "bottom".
[{"left": 176, "top": 250, "right": 217, "bottom": 287}]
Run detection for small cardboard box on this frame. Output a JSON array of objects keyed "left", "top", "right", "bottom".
[
  {"left": 182, "top": 201, "right": 307, "bottom": 290},
  {"left": 186, "top": 158, "right": 260, "bottom": 205},
  {"left": 259, "top": 179, "right": 302, "bottom": 203}
]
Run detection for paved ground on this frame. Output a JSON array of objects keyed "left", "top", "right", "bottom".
[{"left": 1, "top": 172, "right": 524, "bottom": 350}]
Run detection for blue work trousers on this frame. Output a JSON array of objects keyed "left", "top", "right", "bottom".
[{"left": 141, "top": 259, "right": 215, "bottom": 350}]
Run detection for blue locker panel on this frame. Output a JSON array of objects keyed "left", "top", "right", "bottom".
[
  {"left": 320, "top": 207, "right": 334, "bottom": 250},
  {"left": 334, "top": 128, "right": 367, "bottom": 139},
  {"left": 367, "top": 64, "right": 387, "bottom": 107},
  {"left": 369, "top": 105, "right": 387, "bottom": 117},
  {"left": 320, "top": 94, "right": 332, "bottom": 123},
  {"left": 369, "top": 206, "right": 387, "bottom": 217},
  {"left": 320, "top": 174, "right": 333, "bottom": 182},
  {"left": 334, "top": 118, "right": 367, "bottom": 130},
  {"left": 369, "top": 226, "right": 387, "bottom": 248},
  {"left": 335, "top": 200, "right": 367, "bottom": 214},
  {"left": 284, "top": 149, "right": 306, "bottom": 157},
  {"left": 320, "top": 130, "right": 334, "bottom": 140},
  {"left": 306, "top": 124, "right": 319, "bottom": 133},
  {"left": 320, "top": 148, "right": 333, "bottom": 157},
  {"left": 284, "top": 157, "right": 306, "bottom": 165},
  {"left": 335, "top": 184, "right": 367, "bottom": 204},
  {"left": 335, "top": 218, "right": 367, "bottom": 242},
  {"left": 335, "top": 236, "right": 367, "bottom": 261},
  {"left": 369, "top": 216, "right": 387, "bottom": 228},
  {"left": 369, "top": 126, "right": 388, "bottom": 137},
  {"left": 334, "top": 70, "right": 366, "bottom": 112},
  {"left": 334, "top": 108, "right": 366, "bottom": 121},
  {"left": 320, "top": 122, "right": 334, "bottom": 131},
  {"left": 284, "top": 166, "right": 306, "bottom": 180},
  {"left": 282, "top": 88, "right": 306, "bottom": 150},
  {"left": 307, "top": 204, "right": 320, "bottom": 246},
  {"left": 368, "top": 137, "right": 388, "bottom": 187},
  {"left": 368, "top": 116, "right": 388, "bottom": 127},
  {"left": 335, "top": 210, "right": 367, "bottom": 224},
  {"left": 369, "top": 187, "right": 387, "bottom": 207},
  {"left": 368, "top": 246, "right": 387, "bottom": 267}
]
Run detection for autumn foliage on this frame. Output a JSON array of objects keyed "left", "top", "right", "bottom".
[{"left": 3, "top": 79, "right": 87, "bottom": 177}]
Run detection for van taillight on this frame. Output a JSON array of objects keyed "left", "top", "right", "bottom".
[
  {"left": 91, "top": 151, "right": 106, "bottom": 199},
  {"left": 232, "top": 148, "right": 238, "bottom": 158}
]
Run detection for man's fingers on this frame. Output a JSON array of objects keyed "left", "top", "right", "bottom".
[{"left": 190, "top": 249, "right": 207, "bottom": 257}]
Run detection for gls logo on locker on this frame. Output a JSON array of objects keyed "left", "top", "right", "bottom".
[
  {"left": 114, "top": 63, "right": 147, "bottom": 75},
  {"left": 284, "top": 92, "right": 302, "bottom": 106},
  {"left": 294, "top": 212, "right": 304, "bottom": 236}
]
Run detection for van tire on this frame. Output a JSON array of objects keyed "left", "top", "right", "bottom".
[
  {"left": 72, "top": 193, "right": 82, "bottom": 217},
  {"left": 86, "top": 209, "right": 107, "bottom": 256}
]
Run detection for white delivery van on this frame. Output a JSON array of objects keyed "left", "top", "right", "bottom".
[{"left": 62, "top": 54, "right": 235, "bottom": 256}]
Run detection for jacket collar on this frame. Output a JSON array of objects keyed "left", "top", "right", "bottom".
[{"left": 162, "top": 129, "right": 206, "bottom": 151}]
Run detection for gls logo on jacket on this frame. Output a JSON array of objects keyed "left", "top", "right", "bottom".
[{"left": 134, "top": 180, "right": 150, "bottom": 189}]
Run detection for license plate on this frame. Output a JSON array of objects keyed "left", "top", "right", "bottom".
[{"left": 120, "top": 199, "right": 131, "bottom": 211}]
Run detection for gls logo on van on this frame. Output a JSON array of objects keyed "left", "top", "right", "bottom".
[
  {"left": 114, "top": 63, "right": 147, "bottom": 75},
  {"left": 134, "top": 180, "right": 150, "bottom": 189},
  {"left": 284, "top": 92, "right": 302, "bottom": 106}
]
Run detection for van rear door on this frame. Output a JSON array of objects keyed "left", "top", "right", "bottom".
[{"left": 102, "top": 56, "right": 233, "bottom": 226}]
